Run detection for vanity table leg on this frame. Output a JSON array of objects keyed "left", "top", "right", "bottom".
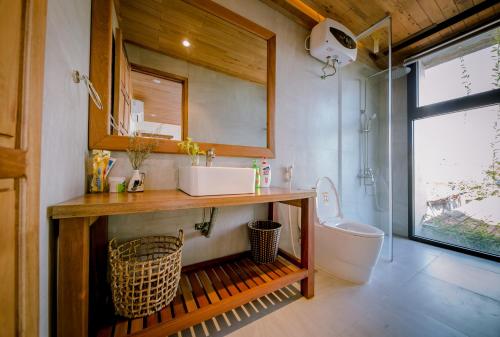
[
  {"left": 268, "top": 202, "right": 278, "bottom": 221},
  {"left": 57, "top": 217, "right": 90, "bottom": 337},
  {"left": 300, "top": 197, "right": 314, "bottom": 298}
]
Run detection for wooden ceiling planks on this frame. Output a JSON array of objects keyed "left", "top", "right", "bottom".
[
  {"left": 130, "top": 70, "right": 183, "bottom": 125},
  {"left": 119, "top": 0, "right": 268, "bottom": 85},
  {"left": 263, "top": 0, "right": 499, "bottom": 67}
]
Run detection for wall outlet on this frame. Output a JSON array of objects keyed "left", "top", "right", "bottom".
[{"left": 284, "top": 165, "right": 293, "bottom": 182}]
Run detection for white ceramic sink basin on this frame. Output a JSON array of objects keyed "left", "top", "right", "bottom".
[{"left": 178, "top": 166, "right": 256, "bottom": 196}]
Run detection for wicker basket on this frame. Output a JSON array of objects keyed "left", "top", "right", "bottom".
[
  {"left": 248, "top": 220, "right": 282, "bottom": 264},
  {"left": 108, "top": 230, "right": 184, "bottom": 318}
]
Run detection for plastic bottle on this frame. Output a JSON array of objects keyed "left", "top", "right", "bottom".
[
  {"left": 260, "top": 159, "right": 271, "bottom": 188},
  {"left": 252, "top": 160, "right": 261, "bottom": 189}
]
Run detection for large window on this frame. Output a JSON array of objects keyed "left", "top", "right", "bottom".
[{"left": 408, "top": 26, "right": 500, "bottom": 259}]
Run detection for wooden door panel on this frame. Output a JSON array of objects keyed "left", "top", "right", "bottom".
[
  {"left": 0, "top": 0, "right": 47, "bottom": 336},
  {"left": 0, "top": 180, "right": 16, "bottom": 336},
  {"left": 0, "top": 0, "right": 23, "bottom": 142}
]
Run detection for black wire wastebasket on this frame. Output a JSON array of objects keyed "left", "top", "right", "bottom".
[{"left": 248, "top": 220, "right": 282, "bottom": 263}]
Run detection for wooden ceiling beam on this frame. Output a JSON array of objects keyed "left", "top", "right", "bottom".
[
  {"left": 389, "top": 0, "right": 499, "bottom": 55},
  {"left": 259, "top": 0, "right": 321, "bottom": 29}
]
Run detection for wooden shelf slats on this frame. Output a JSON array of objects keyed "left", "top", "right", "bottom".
[
  {"left": 205, "top": 268, "right": 230, "bottom": 299},
  {"left": 213, "top": 266, "right": 240, "bottom": 296},
  {"left": 130, "top": 318, "right": 143, "bottom": 333},
  {"left": 113, "top": 320, "right": 128, "bottom": 337},
  {"left": 230, "top": 262, "right": 258, "bottom": 288},
  {"left": 179, "top": 275, "right": 197, "bottom": 313},
  {"left": 159, "top": 305, "right": 173, "bottom": 323},
  {"left": 172, "top": 288, "right": 186, "bottom": 319},
  {"left": 187, "top": 272, "right": 210, "bottom": 307},
  {"left": 222, "top": 264, "right": 250, "bottom": 292},
  {"left": 97, "top": 253, "right": 307, "bottom": 337},
  {"left": 197, "top": 271, "right": 220, "bottom": 304}
]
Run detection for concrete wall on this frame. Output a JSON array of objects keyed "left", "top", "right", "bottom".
[
  {"left": 126, "top": 44, "right": 267, "bottom": 147},
  {"left": 107, "top": 0, "right": 375, "bottom": 262},
  {"left": 39, "top": 0, "right": 91, "bottom": 335},
  {"left": 392, "top": 76, "right": 409, "bottom": 237}
]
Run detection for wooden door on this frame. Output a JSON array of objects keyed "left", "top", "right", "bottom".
[{"left": 0, "top": 0, "right": 47, "bottom": 336}]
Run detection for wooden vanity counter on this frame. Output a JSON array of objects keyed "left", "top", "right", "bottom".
[
  {"left": 50, "top": 187, "right": 315, "bottom": 219},
  {"left": 50, "top": 188, "right": 316, "bottom": 337}
]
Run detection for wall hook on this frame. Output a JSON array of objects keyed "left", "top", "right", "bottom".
[{"left": 72, "top": 70, "right": 103, "bottom": 110}]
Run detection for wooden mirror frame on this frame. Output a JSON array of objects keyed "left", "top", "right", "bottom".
[{"left": 89, "top": 0, "right": 276, "bottom": 158}]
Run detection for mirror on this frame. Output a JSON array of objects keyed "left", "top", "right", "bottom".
[
  {"left": 89, "top": 0, "right": 275, "bottom": 157},
  {"left": 120, "top": 64, "right": 187, "bottom": 141}
]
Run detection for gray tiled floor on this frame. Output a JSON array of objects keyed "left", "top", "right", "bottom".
[{"left": 227, "top": 237, "right": 500, "bottom": 337}]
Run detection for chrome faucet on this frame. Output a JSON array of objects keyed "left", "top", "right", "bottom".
[{"left": 206, "top": 148, "right": 216, "bottom": 167}]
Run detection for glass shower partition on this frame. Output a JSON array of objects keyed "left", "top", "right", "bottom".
[{"left": 339, "top": 17, "right": 393, "bottom": 261}]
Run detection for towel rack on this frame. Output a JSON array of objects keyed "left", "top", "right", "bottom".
[{"left": 72, "top": 70, "right": 103, "bottom": 110}]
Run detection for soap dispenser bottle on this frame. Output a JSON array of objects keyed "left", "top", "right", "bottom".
[
  {"left": 252, "top": 160, "right": 261, "bottom": 189},
  {"left": 260, "top": 158, "right": 271, "bottom": 187}
]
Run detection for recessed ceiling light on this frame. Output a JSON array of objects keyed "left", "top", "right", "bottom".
[
  {"left": 182, "top": 39, "right": 191, "bottom": 47},
  {"left": 152, "top": 79, "right": 161, "bottom": 84}
]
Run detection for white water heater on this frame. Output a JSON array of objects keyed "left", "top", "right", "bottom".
[{"left": 310, "top": 18, "right": 357, "bottom": 66}]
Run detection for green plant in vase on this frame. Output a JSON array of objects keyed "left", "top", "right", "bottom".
[{"left": 178, "top": 138, "right": 205, "bottom": 166}]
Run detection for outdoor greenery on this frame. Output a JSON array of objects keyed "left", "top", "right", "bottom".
[
  {"left": 425, "top": 31, "right": 500, "bottom": 256},
  {"left": 448, "top": 30, "right": 500, "bottom": 204},
  {"left": 421, "top": 211, "right": 500, "bottom": 256}
]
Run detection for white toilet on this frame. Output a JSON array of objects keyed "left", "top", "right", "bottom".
[{"left": 314, "top": 177, "right": 384, "bottom": 284}]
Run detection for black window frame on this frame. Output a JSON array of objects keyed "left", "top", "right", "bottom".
[{"left": 407, "top": 58, "right": 500, "bottom": 261}]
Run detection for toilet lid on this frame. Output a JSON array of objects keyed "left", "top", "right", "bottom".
[{"left": 315, "top": 176, "right": 342, "bottom": 223}]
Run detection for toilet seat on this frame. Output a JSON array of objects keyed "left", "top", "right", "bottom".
[
  {"left": 315, "top": 176, "right": 384, "bottom": 239},
  {"left": 315, "top": 177, "right": 343, "bottom": 223},
  {"left": 321, "top": 220, "right": 385, "bottom": 238}
]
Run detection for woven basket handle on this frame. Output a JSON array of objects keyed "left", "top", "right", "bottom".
[
  {"left": 108, "top": 238, "right": 117, "bottom": 252},
  {"left": 177, "top": 229, "right": 184, "bottom": 244}
]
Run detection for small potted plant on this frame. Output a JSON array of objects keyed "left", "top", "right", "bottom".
[
  {"left": 126, "top": 136, "right": 157, "bottom": 192},
  {"left": 177, "top": 137, "right": 205, "bottom": 166}
]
